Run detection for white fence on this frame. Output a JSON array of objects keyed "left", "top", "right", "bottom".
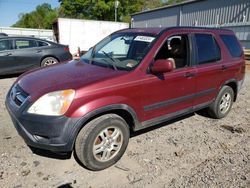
[{"left": 0, "top": 27, "right": 53, "bottom": 41}]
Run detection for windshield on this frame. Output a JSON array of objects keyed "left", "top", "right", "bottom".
[{"left": 81, "top": 33, "right": 156, "bottom": 71}]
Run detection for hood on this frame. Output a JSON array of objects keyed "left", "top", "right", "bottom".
[{"left": 17, "top": 60, "right": 127, "bottom": 101}]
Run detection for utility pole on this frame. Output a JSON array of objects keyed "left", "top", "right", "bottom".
[{"left": 114, "top": 0, "right": 119, "bottom": 22}]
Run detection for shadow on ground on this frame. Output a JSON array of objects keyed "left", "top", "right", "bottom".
[
  {"left": 0, "top": 73, "right": 20, "bottom": 79},
  {"left": 29, "top": 146, "right": 72, "bottom": 160}
]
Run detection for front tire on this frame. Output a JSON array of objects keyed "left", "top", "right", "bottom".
[
  {"left": 208, "top": 86, "right": 234, "bottom": 119},
  {"left": 75, "top": 114, "right": 130, "bottom": 171}
]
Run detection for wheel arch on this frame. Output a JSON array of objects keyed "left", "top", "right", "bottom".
[
  {"left": 69, "top": 104, "right": 141, "bottom": 150},
  {"left": 223, "top": 79, "right": 238, "bottom": 101}
]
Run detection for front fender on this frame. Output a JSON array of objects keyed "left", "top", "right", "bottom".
[{"left": 68, "top": 96, "right": 137, "bottom": 117}]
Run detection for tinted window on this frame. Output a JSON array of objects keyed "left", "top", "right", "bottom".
[
  {"left": 15, "top": 39, "right": 37, "bottom": 49},
  {"left": 195, "top": 34, "right": 221, "bottom": 64},
  {"left": 0, "top": 40, "right": 11, "bottom": 51},
  {"left": 37, "top": 41, "right": 49, "bottom": 47},
  {"left": 220, "top": 35, "right": 242, "bottom": 58}
]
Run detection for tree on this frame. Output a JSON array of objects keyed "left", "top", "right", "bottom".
[
  {"left": 12, "top": 0, "right": 186, "bottom": 28},
  {"left": 13, "top": 3, "right": 58, "bottom": 29},
  {"left": 58, "top": 0, "right": 164, "bottom": 22},
  {"left": 164, "top": 0, "right": 186, "bottom": 5}
]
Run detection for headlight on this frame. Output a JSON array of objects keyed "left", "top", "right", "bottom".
[{"left": 28, "top": 89, "right": 75, "bottom": 116}]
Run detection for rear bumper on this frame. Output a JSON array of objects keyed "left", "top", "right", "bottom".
[
  {"left": 5, "top": 86, "right": 81, "bottom": 152},
  {"left": 59, "top": 52, "right": 73, "bottom": 63}
]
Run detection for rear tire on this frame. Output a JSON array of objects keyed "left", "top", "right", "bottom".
[
  {"left": 75, "top": 114, "right": 130, "bottom": 171},
  {"left": 41, "top": 57, "right": 59, "bottom": 67},
  {"left": 208, "top": 86, "right": 234, "bottom": 119}
]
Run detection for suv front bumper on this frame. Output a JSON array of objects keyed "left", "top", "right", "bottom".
[{"left": 5, "top": 86, "right": 81, "bottom": 152}]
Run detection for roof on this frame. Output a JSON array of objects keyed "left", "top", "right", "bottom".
[
  {"left": 131, "top": 0, "right": 203, "bottom": 16},
  {"left": 116, "top": 26, "right": 233, "bottom": 35},
  {"left": 0, "top": 33, "right": 8, "bottom": 36},
  {"left": 117, "top": 27, "right": 164, "bottom": 35},
  {"left": 0, "top": 36, "right": 52, "bottom": 42}
]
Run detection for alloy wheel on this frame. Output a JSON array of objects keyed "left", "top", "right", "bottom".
[{"left": 92, "top": 126, "right": 123, "bottom": 162}]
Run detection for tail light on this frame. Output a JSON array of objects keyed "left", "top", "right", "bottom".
[{"left": 64, "top": 46, "right": 70, "bottom": 52}]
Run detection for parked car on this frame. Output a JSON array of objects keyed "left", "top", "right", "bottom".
[
  {"left": 0, "top": 36, "right": 72, "bottom": 75},
  {"left": 6, "top": 27, "right": 245, "bottom": 171}
]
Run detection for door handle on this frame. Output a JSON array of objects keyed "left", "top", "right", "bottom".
[
  {"left": 36, "top": 50, "right": 42, "bottom": 53},
  {"left": 184, "top": 72, "right": 196, "bottom": 78},
  {"left": 5, "top": 53, "right": 12, "bottom": 56},
  {"left": 222, "top": 65, "right": 227, "bottom": 70}
]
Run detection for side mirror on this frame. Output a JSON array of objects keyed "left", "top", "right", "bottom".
[{"left": 150, "top": 59, "right": 174, "bottom": 74}]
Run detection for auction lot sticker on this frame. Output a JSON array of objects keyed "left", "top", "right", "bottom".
[{"left": 134, "top": 36, "right": 155, "bottom": 42}]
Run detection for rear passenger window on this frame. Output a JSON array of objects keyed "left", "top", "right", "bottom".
[
  {"left": 37, "top": 41, "right": 48, "bottom": 47},
  {"left": 15, "top": 39, "right": 37, "bottom": 49},
  {"left": 220, "top": 35, "right": 242, "bottom": 58},
  {"left": 195, "top": 34, "right": 221, "bottom": 65}
]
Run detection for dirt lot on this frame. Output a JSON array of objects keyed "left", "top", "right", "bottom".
[{"left": 0, "top": 73, "right": 250, "bottom": 188}]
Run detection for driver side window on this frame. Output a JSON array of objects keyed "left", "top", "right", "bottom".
[
  {"left": 155, "top": 34, "right": 189, "bottom": 69},
  {"left": 0, "top": 40, "right": 12, "bottom": 51}
]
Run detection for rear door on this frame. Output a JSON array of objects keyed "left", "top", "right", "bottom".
[
  {"left": 11, "top": 38, "right": 41, "bottom": 71},
  {"left": 0, "top": 39, "right": 16, "bottom": 75},
  {"left": 192, "top": 33, "right": 223, "bottom": 107}
]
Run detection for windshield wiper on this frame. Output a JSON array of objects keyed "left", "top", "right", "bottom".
[{"left": 101, "top": 51, "right": 118, "bottom": 70}]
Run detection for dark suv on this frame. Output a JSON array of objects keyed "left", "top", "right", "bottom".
[{"left": 6, "top": 27, "right": 245, "bottom": 170}]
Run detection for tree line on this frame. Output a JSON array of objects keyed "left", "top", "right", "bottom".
[{"left": 13, "top": 0, "right": 185, "bottom": 29}]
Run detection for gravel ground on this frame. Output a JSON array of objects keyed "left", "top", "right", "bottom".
[{"left": 0, "top": 73, "right": 249, "bottom": 188}]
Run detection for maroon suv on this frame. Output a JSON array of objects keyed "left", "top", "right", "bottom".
[{"left": 6, "top": 27, "right": 245, "bottom": 170}]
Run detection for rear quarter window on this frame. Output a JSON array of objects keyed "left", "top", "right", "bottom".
[
  {"left": 220, "top": 35, "right": 242, "bottom": 58},
  {"left": 37, "top": 41, "right": 49, "bottom": 47}
]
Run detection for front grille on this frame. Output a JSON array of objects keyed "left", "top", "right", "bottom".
[{"left": 10, "top": 84, "right": 29, "bottom": 106}]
